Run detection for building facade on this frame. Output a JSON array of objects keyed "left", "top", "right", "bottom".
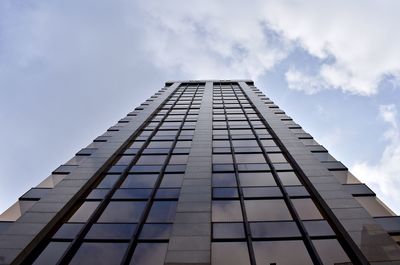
[{"left": 0, "top": 80, "right": 399, "bottom": 265}]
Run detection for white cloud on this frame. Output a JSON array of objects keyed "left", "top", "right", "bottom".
[
  {"left": 266, "top": 1, "right": 400, "bottom": 95},
  {"left": 136, "top": 1, "right": 291, "bottom": 80},
  {"left": 134, "top": 0, "right": 400, "bottom": 95},
  {"left": 351, "top": 104, "right": 400, "bottom": 214},
  {"left": 285, "top": 68, "right": 329, "bottom": 94}
]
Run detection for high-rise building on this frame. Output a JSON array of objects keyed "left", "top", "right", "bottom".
[{"left": 0, "top": 80, "right": 399, "bottom": 265}]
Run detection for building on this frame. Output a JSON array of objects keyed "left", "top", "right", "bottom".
[{"left": 0, "top": 80, "right": 399, "bottom": 265}]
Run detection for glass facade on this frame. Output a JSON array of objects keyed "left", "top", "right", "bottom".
[{"left": 1, "top": 80, "right": 399, "bottom": 265}]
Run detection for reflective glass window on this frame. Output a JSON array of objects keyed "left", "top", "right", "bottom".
[
  {"left": 313, "top": 239, "right": 350, "bottom": 265},
  {"left": 70, "top": 242, "right": 128, "bottom": 265},
  {"left": 245, "top": 200, "right": 292, "bottom": 221},
  {"left": 129, "top": 243, "right": 168, "bottom": 265},
  {"left": 212, "top": 200, "right": 243, "bottom": 222},
  {"left": 253, "top": 240, "right": 312, "bottom": 265},
  {"left": 98, "top": 201, "right": 146, "bottom": 223},
  {"left": 238, "top": 172, "right": 276, "bottom": 187},
  {"left": 146, "top": 201, "right": 177, "bottom": 223},
  {"left": 212, "top": 242, "right": 250, "bottom": 265},
  {"left": 292, "top": 198, "right": 323, "bottom": 220},
  {"left": 121, "top": 174, "right": 158, "bottom": 188},
  {"left": 68, "top": 201, "right": 100, "bottom": 223},
  {"left": 277, "top": 171, "right": 301, "bottom": 186}
]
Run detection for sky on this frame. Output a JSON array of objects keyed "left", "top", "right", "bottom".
[{"left": 0, "top": 0, "right": 399, "bottom": 214}]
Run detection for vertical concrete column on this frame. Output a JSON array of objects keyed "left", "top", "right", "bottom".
[{"left": 165, "top": 82, "right": 213, "bottom": 265}]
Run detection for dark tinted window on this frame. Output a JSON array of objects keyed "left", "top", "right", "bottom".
[
  {"left": 121, "top": 174, "right": 158, "bottom": 188},
  {"left": 139, "top": 224, "right": 172, "bottom": 240},
  {"left": 245, "top": 200, "right": 292, "bottom": 221},
  {"left": 313, "top": 239, "right": 350, "bottom": 265},
  {"left": 70, "top": 242, "right": 128, "bottom": 265},
  {"left": 98, "top": 201, "right": 146, "bottom": 223},
  {"left": 250, "top": 221, "right": 301, "bottom": 239},
  {"left": 68, "top": 201, "right": 100, "bottom": 223},
  {"left": 33, "top": 242, "right": 70, "bottom": 265},
  {"left": 86, "top": 223, "right": 136, "bottom": 240},
  {"left": 212, "top": 242, "right": 250, "bottom": 265},
  {"left": 213, "top": 223, "right": 245, "bottom": 239},
  {"left": 146, "top": 201, "right": 177, "bottom": 223},
  {"left": 212, "top": 201, "right": 243, "bottom": 222},
  {"left": 238, "top": 172, "right": 276, "bottom": 187},
  {"left": 129, "top": 243, "right": 168, "bottom": 265}
]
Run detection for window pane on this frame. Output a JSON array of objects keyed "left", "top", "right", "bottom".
[
  {"left": 148, "top": 141, "right": 173, "bottom": 149},
  {"left": 69, "top": 201, "right": 100, "bottom": 222},
  {"left": 98, "top": 201, "right": 146, "bottom": 223},
  {"left": 121, "top": 174, "right": 158, "bottom": 188},
  {"left": 242, "top": 187, "right": 282, "bottom": 198},
  {"left": 53, "top": 223, "right": 83, "bottom": 240},
  {"left": 250, "top": 221, "right": 301, "bottom": 239},
  {"left": 253, "top": 241, "right": 313, "bottom": 265},
  {"left": 146, "top": 201, "right": 177, "bottom": 223},
  {"left": 33, "top": 242, "right": 70, "bottom": 265},
  {"left": 129, "top": 243, "right": 168, "bottom": 265},
  {"left": 155, "top": 188, "right": 180, "bottom": 199},
  {"left": 212, "top": 173, "right": 237, "bottom": 187},
  {"left": 139, "top": 224, "right": 172, "bottom": 240},
  {"left": 213, "top": 188, "right": 239, "bottom": 199},
  {"left": 86, "top": 223, "right": 136, "bottom": 240},
  {"left": 136, "top": 155, "right": 167, "bottom": 165},
  {"left": 235, "top": 154, "right": 266, "bottom": 164},
  {"left": 238, "top": 172, "right": 276, "bottom": 187},
  {"left": 160, "top": 174, "right": 183, "bottom": 188},
  {"left": 212, "top": 201, "right": 243, "bottom": 222},
  {"left": 292, "top": 198, "right": 323, "bottom": 220},
  {"left": 245, "top": 200, "right": 292, "bottom": 221},
  {"left": 212, "top": 242, "right": 250, "bottom": 265},
  {"left": 277, "top": 171, "right": 301, "bottom": 186},
  {"left": 268, "top": 153, "right": 287, "bottom": 163},
  {"left": 213, "top": 223, "right": 245, "bottom": 239},
  {"left": 304, "top": 220, "right": 335, "bottom": 237},
  {"left": 97, "top": 174, "right": 120, "bottom": 188},
  {"left": 113, "top": 189, "right": 152, "bottom": 199},
  {"left": 213, "top": 154, "right": 233, "bottom": 164},
  {"left": 70, "top": 242, "right": 128, "bottom": 265},
  {"left": 313, "top": 239, "right": 350, "bottom": 265},
  {"left": 169, "top": 155, "right": 188, "bottom": 164}
]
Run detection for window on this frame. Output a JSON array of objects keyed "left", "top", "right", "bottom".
[
  {"left": 155, "top": 188, "right": 180, "bottom": 199},
  {"left": 213, "top": 188, "right": 239, "bottom": 199},
  {"left": 212, "top": 242, "right": 250, "bottom": 265},
  {"left": 70, "top": 243, "right": 128, "bottom": 265},
  {"left": 146, "top": 201, "right": 177, "bottom": 223},
  {"left": 253, "top": 240, "right": 313, "bottom": 265},
  {"left": 53, "top": 223, "right": 83, "bottom": 240},
  {"left": 121, "top": 174, "right": 158, "bottom": 188},
  {"left": 213, "top": 223, "right": 245, "bottom": 239},
  {"left": 139, "top": 224, "right": 172, "bottom": 240},
  {"left": 129, "top": 243, "right": 168, "bottom": 265},
  {"left": 268, "top": 153, "right": 287, "bottom": 163},
  {"left": 68, "top": 201, "right": 100, "bottom": 223},
  {"left": 242, "top": 187, "right": 282, "bottom": 198},
  {"left": 244, "top": 200, "right": 292, "bottom": 221},
  {"left": 98, "top": 201, "right": 146, "bottom": 223},
  {"left": 250, "top": 221, "right": 300, "bottom": 239},
  {"left": 169, "top": 155, "right": 188, "bottom": 164},
  {"left": 212, "top": 200, "right": 243, "bottom": 222},
  {"left": 97, "top": 175, "right": 120, "bottom": 188},
  {"left": 160, "top": 174, "right": 183, "bottom": 188},
  {"left": 313, "top": 239, "right": 350, "bottom": 265},
  {"left": 238, "top": 172, "right": 276, "bottom": 187},
  {"left": 113, "top": 189, "right": 152, "bottom": 199},
  {"left": 235, "top": 154, "right": 266, "bottom": 164},
  {"left": 33, "top": 242, "right": 70, "bottom": 265},
  {"left": 277, "top": 171, "right": 301, "bottom": 186},
  {"left": 213, "top": 154, "right": 233, "bottom": 164},
  {"left": 136, "top": 155, "right": 167, "bottom": 165},
  {"left": 292, "top": 198, "right": 323, "bottom": 220},
  {"left": 148, "top": 141, "right": 173, "bottom": 149},
  {"left": 86, "top": 223, "right": 136, "bottom": 240},
  {"left": 303, "top": 220, "right": 335, "bottom": 237},
  {"left": 212, "top": 173, "right": 237, "bottom": 187}
]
